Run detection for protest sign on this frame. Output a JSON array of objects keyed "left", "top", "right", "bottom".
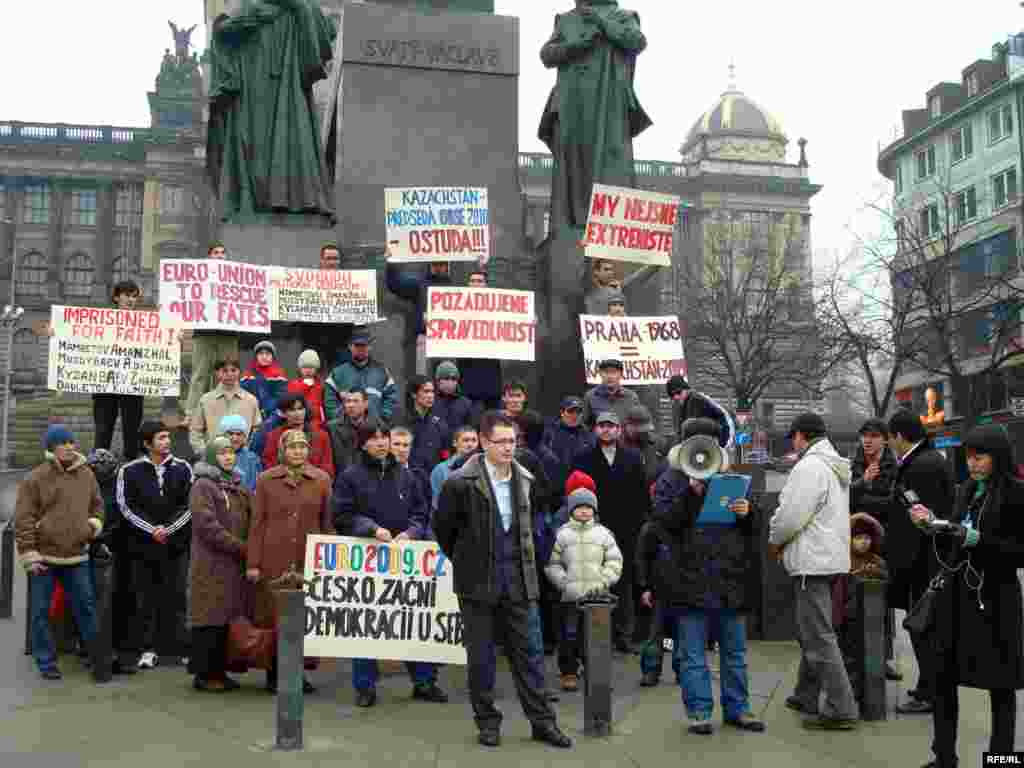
[
  {"left": 303, "top": 535, "right": 466, "bottom": 665},
  {"left": 583, "top": 184, "right": 679, "bottom": 267},
  {"left": 385, "top": 187, "right": 489, "bottom": 263},
  {"left": 269, "top": 268, "right": 378, "bottom": 324},
  {"left": 579, "top": 315, "right": 686, "bottom": 385},
  {"left": 425, "top": 287, "right": 535, "bottom": 361},
  {"left": 159, "top": 259, "right": 270, "bottom": 333},
  {"left": 47, "top": 305, "right": 182, "bottom": 396}
]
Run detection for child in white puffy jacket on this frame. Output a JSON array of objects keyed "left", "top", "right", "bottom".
[{"left": 545, "top": 488, "right": 623, "bottom": 691}]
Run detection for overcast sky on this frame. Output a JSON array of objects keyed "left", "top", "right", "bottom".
[{"left": 3, "top": 0, "right": 1023, "bottom": 263}]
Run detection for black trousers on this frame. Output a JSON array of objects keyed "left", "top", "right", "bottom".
[
  {"left": 460, "top": 597, "right": 556, "bottom": 733},
  {"left": 191, "top": 626, "right": 228, "bottom": 681},
  {"left": 908, "top": 581, "right": 936, "bottom": 701},
  {"left": 127, "top": 550, "right": 189, "bottom": 657},
  {"left": 93, "top": 394, "right": 144, "bottom": 459},
  {"left": 932, "top": 679, "right": 1016, "bottom": 765},
  {"left": 611, "top": 564, "right": 635, "bottom": 643}
]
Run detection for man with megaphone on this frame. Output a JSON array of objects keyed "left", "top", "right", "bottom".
[{"left": 637, "top": 417, "right": 765, "bottom": 735}]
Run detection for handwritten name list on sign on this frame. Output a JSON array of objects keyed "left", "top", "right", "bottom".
[
  {"left": 48, "top": 306, "right": 182, "bottom": 396},
  {"left": 159, "top": 259, "right": 270, "bottom": 333},
  {"left": 385, "top": 187, "right": 489, "bottom": 263},
  {"left": 269, "top": 268, "right": 378, "bottom": 325},
  {"left": 304, "top": 535, "right": 466, "bottom": 665},
  {"left": 426, "top": 287, "right": 536, "bottom": 361},
  {"left": 583, "top": 184, "right": 680, "bottom": 267},
  {"left": 579, "top": 315, "right": 687, "bottom": 385}
]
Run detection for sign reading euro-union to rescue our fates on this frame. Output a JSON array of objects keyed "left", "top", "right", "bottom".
[
  {"left": 425, "top": 287, "right": 535, "bottom": 362},
  {"left": 303, "top": 535, "right": 466, "bottom": 665},
  {"left": 48, "top": 305, "right": 183, "bottom": 396},
  {"left": 583, "top": 184, "right": 680, "bottom": 267},
  {"left": 159, "top": 259, "right": 271, "bottom": 333},
  {"left": 579, "top": 315, "right": 687, "bottom": 385},
  {"left": 385, "top": 187, "right": 489, "bottom": 263}
]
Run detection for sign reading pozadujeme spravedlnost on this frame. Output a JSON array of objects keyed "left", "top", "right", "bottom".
[
  {"left": 268, "top": 268, "right": 378, "bottom": 324},
  {"left": 385, "top": 187, "right": 489, "bottom": 263},
  {"left": 303, "top": 535, "right": 466, "bottom": 665},
  {"left": 159, "top": 259, "right": 271, "bottom": 333},
  {"left": 48, "top": 305, "right": 183, "bottom": 396},
  {"left": 425, "top": 287, "right": 536, "bottom": 361},
  {"left": 579, "top": 315, "right": 687, "bottom": 385}
]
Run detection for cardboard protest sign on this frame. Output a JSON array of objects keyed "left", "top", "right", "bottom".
[
  {"left": 48, "top": 306, "right": 182, "bottom": 396},
  {"left": 269, "top": 268, "right": 378, "bottom": 324},
  {"left": 425, "top": 287, "right": 535, "bottom": 361},
  {"left": 159, "top": 259, "right": 270, "bottom": 333},
  {"left": 583, "top": 184, "right": 679, "bottom": 267},
  {"left": 579, "top": 315, "right": 686, "bottom": 385},
  {"left": 385, "top": 187, "right": 489, "bottom": 263},
  {"left": 303, "top": 535, "right": 466, "bottom": 665}
]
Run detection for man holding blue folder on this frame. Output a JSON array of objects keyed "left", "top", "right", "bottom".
[{"left": 642, "top": 417, "right": 765, "bottom": 735}]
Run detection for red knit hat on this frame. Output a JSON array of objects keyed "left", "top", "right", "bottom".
[{"left": 565, "top": 470, "right": 596, "bottom": 496}]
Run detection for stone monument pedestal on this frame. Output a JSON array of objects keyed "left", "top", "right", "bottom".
[{"left": 537, "top": 230, "right": 588, "bottom": 417}]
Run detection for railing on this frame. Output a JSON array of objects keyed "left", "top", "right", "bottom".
[{"left": 519, "top": 151, "right": 686, "bottom": 179}]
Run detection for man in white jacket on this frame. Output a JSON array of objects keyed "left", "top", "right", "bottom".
[{"left": 769, "top": 413, "right": 859, "bottom": 731}]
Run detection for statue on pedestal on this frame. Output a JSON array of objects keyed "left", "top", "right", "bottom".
[
  {"left": 206, "top": 1, "right": 337, "bottom": 221},
  {"left": 538, "top": 0, "right": 652, "bottom": 236}
]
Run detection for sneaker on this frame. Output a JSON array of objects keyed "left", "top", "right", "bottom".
[
  {"left": 356, "top": 688, "right": 377, "bottom": 708},
  {"left": 688, "top": 717, "right": 713, "bottom": 735},
  {"left": 40, "top": 668, "right": 63, "bottom": 681},
  {"left": 640, "top": 671, "right": 660, "bottom": 687},
  {"left": 724, "top": 713, "right": 766, "bottom": 732},
  {"left": 137, "top": 651, "right": 158, "bottom": 670},
  {"left": 802, "top": 715, "right": 858, "bottom": 731},
  {"left": 560, "top": 673, "right": 579, "bottom": 692}
]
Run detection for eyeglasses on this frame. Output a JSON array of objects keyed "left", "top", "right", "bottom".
[{"left": 487, "top": 438, "right": 517, "bottom": 447}]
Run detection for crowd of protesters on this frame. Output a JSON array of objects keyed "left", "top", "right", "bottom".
[{"left": 15, "top": 245, "right": 1024, "bottom": 760}]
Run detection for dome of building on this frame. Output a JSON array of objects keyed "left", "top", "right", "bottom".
[{"left": 681, "top": 74, "right": 788, "bottom": 162}]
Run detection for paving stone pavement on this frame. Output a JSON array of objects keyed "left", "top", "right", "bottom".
[{"left": 2, "top": 561, "right": 1020, "bottom": 768}]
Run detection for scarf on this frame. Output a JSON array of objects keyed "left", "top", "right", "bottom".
[{"left": 280, "top": 429, "right": 310, "bottom": 481}]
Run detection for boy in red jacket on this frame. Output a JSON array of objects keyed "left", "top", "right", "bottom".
[{"left": 287, "top": 349, "right": 325, "bottom": 431}]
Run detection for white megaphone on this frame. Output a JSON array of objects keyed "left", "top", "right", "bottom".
[{"left": 676, "top": 434, "right": 726, "bottom": 480}]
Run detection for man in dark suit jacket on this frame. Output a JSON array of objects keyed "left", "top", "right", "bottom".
[
  {"left": 887, "top": 409, "right": 955, "bottom": 715},
  {"left": 571, "top": 410, "right": 650, "bottom": 652}
]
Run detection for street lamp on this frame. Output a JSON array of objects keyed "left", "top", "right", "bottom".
[{"left": 0, "top": 305, "right": 25, "bottom": 470}]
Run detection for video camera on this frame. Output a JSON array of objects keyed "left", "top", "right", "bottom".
[{"left": 895, "top": 486, "right": 962, "bottom": 536}]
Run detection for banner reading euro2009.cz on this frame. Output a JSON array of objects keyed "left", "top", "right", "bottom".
[
  {"left": 385, "top": 187, "right": 489, "bottom": 263},
  {"left": 47, "top": 306, "right": 183, "bottom": 396},
  {"left": 269, "top": 268, "right": 378, "bottom": 324},
  {"left": 159, "top": 259, "right": 270, "bottom": 333},
  {"left": 303, "top": 535, "right": 466, "bottom": 665},
  {"left": 579, "top": 315, "right": 686, "bottom": 385},
  {"left": 583, "top": 184, "right": 680, "bottom": 267},
  {"left": 425, "top": 287, "right": 535, "bottom": 361}
]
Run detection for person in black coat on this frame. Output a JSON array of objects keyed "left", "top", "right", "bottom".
[
  {"left": 392, "top": 375, "right": 450, "bottom": 474},
  {"left": 543, "top": 397, "right": 594, "bottom": 468},
  {"left": 909, "top": 424, "right": 1024, "bottom": 768},
  {"left": 850, "top": 417, "right": 898, "bottom": 523},
  {"left": 887, "top": 409, "right": 955, "bottom": 714},
  {"left": 572, "top": 410, "right": 649, "bottom": 653},
  {"left": 433, "top": 361, "right": 477, "bottom": 431}
]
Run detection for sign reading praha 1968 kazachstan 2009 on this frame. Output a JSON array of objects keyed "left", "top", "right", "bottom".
[{"left": 303, "top": 535, "right": 466, "bottom": 665}]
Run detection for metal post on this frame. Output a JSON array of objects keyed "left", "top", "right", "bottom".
[
  {"left": 581, "top": 598, "right": 616, "bottom": 737},
  {"left": 274, "top": 589, "right": 305, "bottom": 751},
  {"left": 0, "top": 522, "right": 13, "bottom": 619},
  {"left": 855, "top": 578, "right": 887, "bottom": 721},
  {"left": 89, "top": 554, "right": 114, "bottom": 683},
  {"left": 0, "top": 237, "right": 15, "bottom": 471}
]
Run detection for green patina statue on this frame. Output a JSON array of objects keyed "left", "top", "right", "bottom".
[
  {"left": 538, "top": 0, "right": 652, "bottom": 236},
  {"left": 206, "top": 0, "right": 337, "bottom": 221}
]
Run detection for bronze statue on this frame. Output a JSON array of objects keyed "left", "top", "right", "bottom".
[
  {"left": 206, "top": 2, "right": 337, "bottom": 221},
  {"left": 168, "top": 21, "right": 198, "bottom": 61},
  {"left": 538, "top": 0, "right": 651, "bottom": 236}
]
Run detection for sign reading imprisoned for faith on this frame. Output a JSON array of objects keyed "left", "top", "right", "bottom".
[
  {"left": 583, "top": 184, "right": 679, "bottom": 267},
  {"left": 425, "top": 287, "right": 536, "bottom": 361},
  {"left": 269, "top": 268, "right": 378, "bottom": 324},
  {"left": 579, "top": 315, "right": 686, "bottom": 385},
  {"left": 385, "top": 187, "right": 489, "bottom": 263},
  {"left": 159, "top": 259, "right": 271, "bottom": 333},
  {"left": 303, "top": 535, "right": 466, "bottom": 665},
  {"left": 47, "top": 306, "right": 183, "bottom": 396}
]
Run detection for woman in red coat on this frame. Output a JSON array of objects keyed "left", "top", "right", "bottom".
[
  {"left": 262, "top": 393, "right": 335, "bottom": 480},
  {"left": 287, "top": 349, "right": 325, "bottom": 431}
]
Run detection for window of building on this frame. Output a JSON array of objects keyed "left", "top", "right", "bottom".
[
  {"left": 950, "top": 124, "right": 973, "bottom": 163},
  {"left": 929, "top": 95, "right": 941, "bottom": 118},
  {"left": 115, "top": 184, "right": 143, "bottom": 227},
  {"left": 69, "top": 189, "right": 97, "bottom": 227},
  {"left": 895, "top": 220, "right": 907, "bottom": 252},
  {"left": 919, "top": 203, "right": 940, "bottom": 238},
  {"left": 894, "top": 163, "right": 903, "bottom": 195},
  {"left": 988, "top": 104, "right": 1014, "bottom": 143},
  {"left": 956, "top": 229, "right": 1017, "bottom": 297},
  {"left": 955, "top": 186, "right": 978, "bottom": 226},
  {"left": 11, "top": 328, "right": 38, "bottom": 373},
  {"left": 62, "top": 251, "right": 94, "bottom": 299},
  {"left": 993, "top": 167, "right": 1018, "bottom": 209},
  {"left": 16, "top": 251, "right": 47, "bottom": 298},
  {"left": 915, "top": 145, "right": 936, "bottom": 179},
  {"left": 966, "top": 72, "right": 979, "bottom": 98},
  {"left": 22, "top": 184, "right": 49, "bottom": 225},
  {"left": 159, "top": 184, "right": 184, "bottom": 214},
  {"left": 973, "top": 369, "right": 1010, "bottom": 414}
]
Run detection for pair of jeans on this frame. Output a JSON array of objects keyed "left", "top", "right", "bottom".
[
  {"left": 29, "top": 564, "right": 98, "bottom": 673},
  {"left": 351, "top": 658, "right": 437, "bottom": 691},
  {"left": 676, "top": 607, "right": 750, "bottom": 721}
]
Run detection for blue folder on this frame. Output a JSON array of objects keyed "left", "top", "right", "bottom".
[{"left": 696, "top": 474, "right": 752, "bottom": 526}]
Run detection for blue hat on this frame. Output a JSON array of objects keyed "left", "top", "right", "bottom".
[
  {"left": 218, "top": 414, "right": 250, "bottom": 435},
  {"left": 43, "top": 424, "right": 75, "bottom": 451}
]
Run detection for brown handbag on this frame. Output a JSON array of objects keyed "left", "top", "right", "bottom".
[{"left": 225, "top": 616, "right": 277, "bottom": 673}]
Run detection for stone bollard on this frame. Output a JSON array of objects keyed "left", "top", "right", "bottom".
[
  {"left": 855, "top": 578, "right": 887, "bottom": 721},
  {"left": 274, "top": 588, "right": 305, "bottom": 751},
  {"left": 580, "top": 594, "right": 617, "bottom": 737},
  {"left": 0, "top": 523, "right": 13, "bottom": 620}
]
